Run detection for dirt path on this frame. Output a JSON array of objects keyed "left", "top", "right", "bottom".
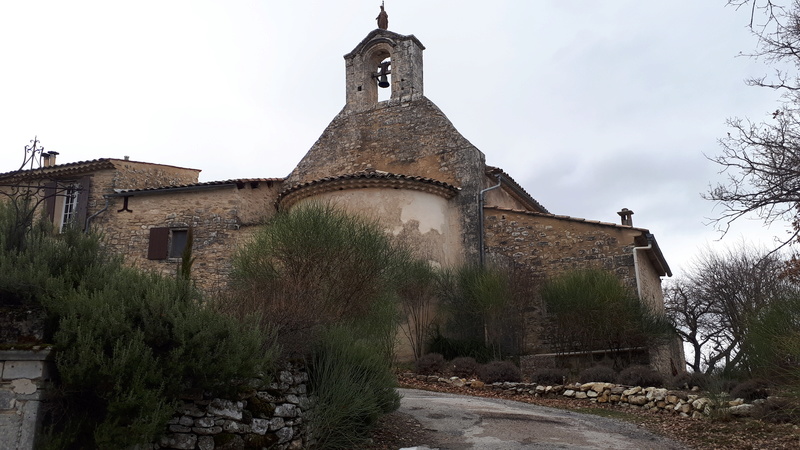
[{"left": 398, "top": 388, "right": 688, "bottom": 450}]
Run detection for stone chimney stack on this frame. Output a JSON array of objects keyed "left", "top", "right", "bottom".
[
  {"left": 617, "top": 208, "right": 634, "bottom": 226},
  {"left": 41, "top": 151, "right": 59, "bottom": 168}
]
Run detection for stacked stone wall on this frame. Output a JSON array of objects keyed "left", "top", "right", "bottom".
[
  {"left": 155, "top": 365, "right": 308, "bottom": 450},
  {"left": 408, "top": 373, "right": 760, "bottom": 419},
  {"left": 0, "top": 349, "right": 53, "bottom": 450},
  {"left": 94, "top": 182, "right": 280, "bottom": 293},
  {"left": 484, "top": 207, "right": 642, "bottom": 287}
]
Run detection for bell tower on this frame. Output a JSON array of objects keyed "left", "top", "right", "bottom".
[{"left": 343, "top": 29, "right": 425, "bottom": 113}]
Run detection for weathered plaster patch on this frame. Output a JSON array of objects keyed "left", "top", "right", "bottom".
[{"left": 11, "top": 379, "right": 36, "bottom": 395}]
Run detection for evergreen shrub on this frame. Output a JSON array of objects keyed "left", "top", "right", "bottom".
[
  {"left": 307, "top": 325, "right": 400, "bottom": 449},
  {"left": 477, "top": 360, "right": 522, "bottom": 383},
  {"left": 530, "top": 368, "right": 568, "bottom": 385},
  {"left": 730, "top": 378, "right": 770, "bottom": 401},
  {"left": 0, "top": 203, "right": 277, "bottom": 448},
  {"left": 415, "top": 353, "right": 445, "bottom": 375},
  {"left": 450, "top": 356, "right": 478, "bottom": 378},
  {"left": 579, "top": 365, "right": 617, "bottom": 383},
  {"left": 616, "top": 365, "right": 664, "bottom": 387}
]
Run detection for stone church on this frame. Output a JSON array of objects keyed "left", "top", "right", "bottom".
[{"left": 0, "top": 20, "right": 683, "bottom": 374}]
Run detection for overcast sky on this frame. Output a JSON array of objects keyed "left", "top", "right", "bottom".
[{"left": 0, "top": 1, "right": 791, "bottom": 275}]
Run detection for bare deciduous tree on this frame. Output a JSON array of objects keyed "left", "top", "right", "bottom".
[
  {"left": 665, "top": 244, "right": 798, "bottom": 374},
  {"left": 707, "top": 1, "right": 800, "bottom": 249}
]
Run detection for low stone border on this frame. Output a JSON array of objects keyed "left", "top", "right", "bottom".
[{"left": 403, "top": 373, "right": 760, "bottom": 419}]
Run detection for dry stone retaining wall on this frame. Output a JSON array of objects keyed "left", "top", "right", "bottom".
[
  {"left": 412, "top": 374, "right": 760, "bottom": 419},
  {"left": 155, "top": 365, "right": 309, "bottom": 450},
  {"left": 0, "top": 349, "right": 53, "bottom": 450}
]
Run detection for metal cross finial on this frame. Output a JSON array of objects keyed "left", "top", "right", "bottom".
[{"left": 22, "top": 136, "right": 45, "bottom": 171}]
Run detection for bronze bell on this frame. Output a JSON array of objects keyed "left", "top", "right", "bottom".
[{"left": 375, "top": 61, "right": 391, "bottom": 88}]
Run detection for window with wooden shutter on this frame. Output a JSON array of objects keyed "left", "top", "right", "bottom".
[
  {"left": 169, "top": 229, "right": 189, "bottom": 259},
  {"left": 75, "top": 176, "right": 91, "bottom": 231},
  {"left": 44, "top": 182, "right": 57, "bottom": 222},
  {"left": 147, "top": 227, "right": 170, "bottom": 260}
]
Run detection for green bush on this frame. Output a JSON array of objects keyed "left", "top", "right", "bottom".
[
  {"left": 616, "top": 365, "right": 664, "bottom": 387},
  {"left": 42, "top": 269, "right": 277, "bottom": 448},
  {"left": 730, "top": 378, "right": 771, "bottom": 401},
  {"left": 415, "top": 353, "right": 445, "bottom": 375},
  {"left": 223, "top": 203, "right": 409, "bottom": 357},
  {"left": 426, "top": 328, "right": 491, "bottom": 362},
  {"left": 531, "top": 368, "right": 568, "bottom": 385},
  {"left": 0, "top": 204, "right": 277, "bottom": 448},
  {"left": 450, "top": 356, "right": 479, "bottom": 378},
  {"left": 579, "top": 366, "right": 617, "bottom": 383},
  {"left": 477, "top": 360, "right": 522, "bottom": 383},
  {"left": 307, "top": 326, "right": 400, "bottom": 449},
  {"left": 669, "top": 371, "right": 710, "bottom": 390},
  {"left": 752, "top": 396, "right": 800, "bottom": 424},
  {"left": 222, "top": 204, "right": 405, "bottom": 448},
  {"left": 541, "top": 269, "right": 674, "bottom": 359},
  {"left": 436, "top": 265, "right": 520, "bottom": 360}
]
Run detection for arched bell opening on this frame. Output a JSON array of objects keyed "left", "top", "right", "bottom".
[{"left": 362, "top": 44, "right": 393, "bottom": 105}]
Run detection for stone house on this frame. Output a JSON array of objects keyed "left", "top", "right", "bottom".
[{"left": 0, "top": 26, "right": 683, "bottom": 374}]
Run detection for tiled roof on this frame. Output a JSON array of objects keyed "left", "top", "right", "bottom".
[
  {"left": 0, "top": 159, "right": 116, "bottom": 179},
  {"left": 485, "top": 206, "right": 672, "bottom": 276},
  {"left": 112, "top": 178, "right": 283, "bottom": 196},
  {"left": 278, "top": 171, "right": 460, "bottom": 207},
  {"left": 486, "top": 206, "right": 644, "bottom": 231},
  {"left": 0, "top": 158, "right": 201, "bottom": 180},
  {"left": 485, "top": 166, "right": 549, "bottom": 214}
]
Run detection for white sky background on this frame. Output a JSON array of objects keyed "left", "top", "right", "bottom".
[{"left": 0, "top": 1, "right": 792, "bottom": 275}]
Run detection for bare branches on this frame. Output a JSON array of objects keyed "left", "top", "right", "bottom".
[
  {"left": 708, "top": 2, "right": 800, "bottom": 248},
  {"left": 665, "top": 244, "right": 798, "bottom": 374}
]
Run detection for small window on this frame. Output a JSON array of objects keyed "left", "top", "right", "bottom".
[
  {"left": 148, "top": 227, "right": 191, "bottom": 260},
  {"left": 169, "top": 229, "right": 189, "bottom": 259},
  {"left": 60, "top": 184, "right": 80, "bottom": 232}
]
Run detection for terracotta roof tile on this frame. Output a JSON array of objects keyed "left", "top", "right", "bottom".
[{"left": 113, "top": 178, "right": 284, "bottom": 195}]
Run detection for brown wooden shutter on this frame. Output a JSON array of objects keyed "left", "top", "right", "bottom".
[
  {"left": 147, "top": 227, "right": 170, "bottom": 260},
  {"left": 44, "top": 181, "right": 57, "bottom": 222},
  {"left": 76, "top": 176, "right": 91, "bottom": 231}
]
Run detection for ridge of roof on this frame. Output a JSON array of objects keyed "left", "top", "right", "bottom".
[
  {"left": 485, "top": 206, "right": 651, "bottom": 233},
  {"left": 485, "top": 166, "right": 549, "bottom": 214},
  {"left": 486, "top": 206, "right": 672, "bottom": 277},
  {"left": 0, "top": 158, "right": 116, "bottom": 179},
  {"left": 0, "top": 158, "right": 202, "bottom": 180},
  {"left": 112, "top": 178, "right": 284, "bottom": 196},
  {"left": 280, "top": 171, "right": 459, "bottom": 197}
]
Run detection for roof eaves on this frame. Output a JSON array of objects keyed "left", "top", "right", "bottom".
[
  {"left": 485, "top": 166, "right": 550, "bottom": 214},
  {"left": 0, "top": 158, "right": 116, "bottom": 180},
  {"left": 111, "top": 178, "right": 284, "bottom": 197}
]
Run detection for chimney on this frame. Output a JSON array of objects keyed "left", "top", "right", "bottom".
[
  {"left": 617, "top": 208, "right": 634, "bottom": 226},
  {"left": 44, "top": 151, "right": 59, "bottom": 167}
]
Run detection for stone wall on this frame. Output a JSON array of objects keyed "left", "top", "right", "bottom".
[
  {"left": 484, "top": 207, "right": 682, "bottom": 374},
  {"left": 83, "top": 161, "right": 200, "bottom": 227},
  {"left": 155, "top": 365, "right": 308, "bottom": 450},
  {"left": 94, "top": 181, "right": 280, "bottom": 293},
  {"left": 409, "top": 374, "right": 759, "bottom": 419},
  {"left": 0, "top": 349, "right": 53, "bottom": 450},
  {"left": 484, "top": 207, "right": 644, "bottom": 288}
]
